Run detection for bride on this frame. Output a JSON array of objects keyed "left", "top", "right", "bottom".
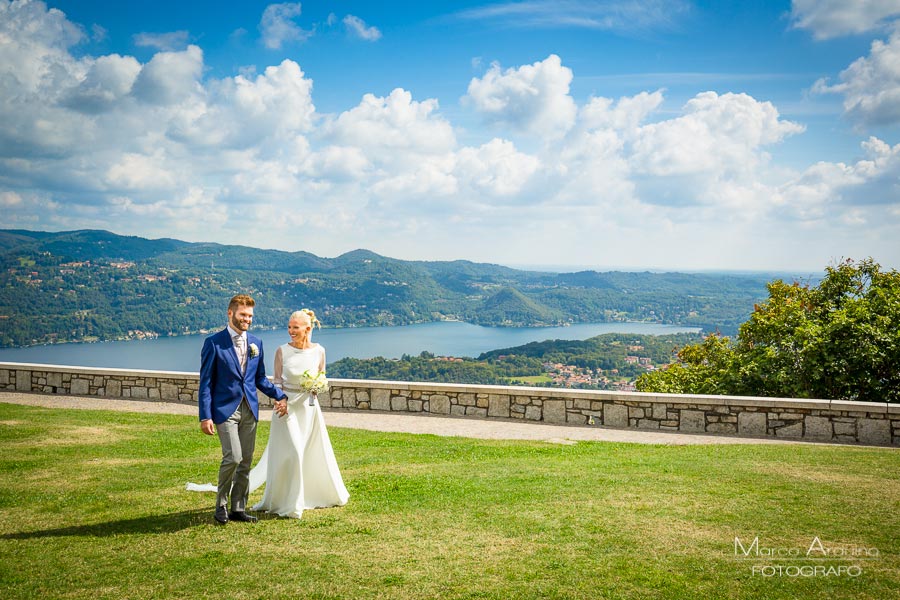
[{"left": 250, "top": 308, "right": 350, "bottom": 518}]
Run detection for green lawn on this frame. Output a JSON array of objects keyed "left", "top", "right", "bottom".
[{"left": 0, "top": 402, "right": 897, "bottom": 599}]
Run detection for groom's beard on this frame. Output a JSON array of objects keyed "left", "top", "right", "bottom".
[{"left": 230, "top": 314, "right": 251, "bottom": 332}]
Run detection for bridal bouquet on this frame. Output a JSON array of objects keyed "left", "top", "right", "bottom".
[{"left": 300, "top": 370, "right": 328, "bottom": 406}]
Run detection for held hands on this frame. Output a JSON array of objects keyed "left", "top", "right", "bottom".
[{"left": 274, "top": 399, "right": 288, "bottom": 418}]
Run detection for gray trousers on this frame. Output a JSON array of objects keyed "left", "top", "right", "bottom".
[{"left": 216, "top": 399, "right": 257, "bottom": 512}]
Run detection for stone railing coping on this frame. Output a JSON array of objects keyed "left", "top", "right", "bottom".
[
  {"left": 1, "top": 361, "right": 199, "bottom": 378},
  {"left": 3, "top": 362, "right": 892, "bottom": 414}
]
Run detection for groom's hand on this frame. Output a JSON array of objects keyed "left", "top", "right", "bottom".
[{"left": 200, "top": 419, "right": 216, "bottom": 435}]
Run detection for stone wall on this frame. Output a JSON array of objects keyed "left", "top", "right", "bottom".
[{"left": 1, "top": 362, "right": 897, "bottom": 447}]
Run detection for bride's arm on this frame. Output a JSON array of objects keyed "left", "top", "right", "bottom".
[
  {"left": 319, "top": 346, "right": 327, "bottom": 374},
  {"left": 273, "top": 346, "right": 284, "bottom": 386}
]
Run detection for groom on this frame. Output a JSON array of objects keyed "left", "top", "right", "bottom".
[{"left": 199, "top": 294, "right": 287, "bottom": 524}]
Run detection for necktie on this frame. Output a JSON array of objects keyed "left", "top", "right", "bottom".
[{"left": 234, "top": 335, "right": 246, "bottom": 372}]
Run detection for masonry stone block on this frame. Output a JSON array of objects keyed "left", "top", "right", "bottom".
[
  {"left": 706, "top": 422, "right": 736, "bottom": 434},
  {"left": 46, "top": 372, "right": 62, "bottom": 388},
  {"left": 429, "top": 394, "right": 451, "bottom": 414},
  {"left": 604, "top": 403, "right": 628, "bottom": 428},
  {"left": 130, "top": 386, "right": 148, "bottom": 399},
  {"left": 679, "top": 410, "right": 706, "bottom": 433},
  {"left": 858, "top": 419, "right": 890, "bottom": 446},
  {"left": 371, "top": 388, "right": 390, "bottom": 411},
  {"left": 488, "top": 394, "right": 510, "bottom": 418},
  {"left": 450, "top": 405, "right": 466, "bottom": 416},
  {"left": 106, "top": 379, "right": 122, "bottom": 397},
  {"left": 160, "top": 382, "right": 179, "bottom": 401},
  {"left": 524, "top": 405, "right": 542, "bottom": 421},
  {"left": 833, "top": 421, "right": 856, "bottom": 437},
  {"left": 458, "top": 393, "right": 476, "bottom": 407},
  {"left": 568, "top": 412, "right": 588, "bottom": 425},
  {"left": 738, "top": 412, "right": 766, "bottom": 436},
  {"left": 804, "top": 416, "right": 833, "bottom": 441},
  {"left": 776, "top": 422, "right": 803, "bottom": 438},
  {"left": 15, "top": 370, "right": 31, "bottom": 392},
  {"left": 390, "top": 396, "right": 407, "bottom": 411},
  {"left": 543, "top": 400, "right": 566, "bottom": 424},
  {"left": 70, "top": 378, "right": 90, "bottom": 395}
]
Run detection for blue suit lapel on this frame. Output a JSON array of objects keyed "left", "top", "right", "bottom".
[{"left": 221, "top": 330, "right": 243, "bottom": 378}]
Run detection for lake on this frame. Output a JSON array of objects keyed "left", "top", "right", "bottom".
[{"left": 0, "top": 321, "right": 700, "bottom": 373}]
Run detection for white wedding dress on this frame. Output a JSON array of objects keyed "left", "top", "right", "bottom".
[{"left": 187, "top": 343, "right": 349, "bottom": 519}]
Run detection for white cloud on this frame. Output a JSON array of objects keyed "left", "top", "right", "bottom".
[
  {"left": 455, "top": 138, "right": 541, "bottom": 197},
  {"left": 579, "top": 90, "right": 664, "bottom": 133},
  {"left": 62, "top": 53, "right": 141, "bottom": 113},
  {"left": 133, "top": 30, "right": 190, "bottom": 51},
  {"left": 104, "top": 151, "right": 178, "bottom": 192},
  {"left": 343, "top": 15, "right": 382, "bottom": 41},
  {"left": 464, "top": 54, "right": 577, "bottom": 138},
  {"left": 789, "top": 0, "right": 900, "bottom": 40},
  {"left": 259, "top": 2, "right": 312, "bottom": 50},
  {"left": 813, "top": 28, "right": 900, "bottom": 126},
  {"left": 131, "top": 45, "right": 204, "bottom": 106},
  {"left": 630, "top": 92, "right": 804, "bottom": 178},
  {"left": 777, "top": 137, "right": 900, "bottom": 220},
  {"left": 325, "top": 88, "right": 456, "bottom": 157},
  {"left": 454, "top": 0, "right": 691, "bottom": 32}
]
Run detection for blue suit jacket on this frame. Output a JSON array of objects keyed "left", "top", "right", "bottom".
[{"left": 198, "top": 329, "right": 286, "bottom": 424}]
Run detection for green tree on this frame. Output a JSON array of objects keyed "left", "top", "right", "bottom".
[{"left": 637, "top": 259, "right": 900, "bottom": 403}]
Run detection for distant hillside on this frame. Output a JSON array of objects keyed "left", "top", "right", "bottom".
[
  {"left": 0, "top": 229, "right": 776, "bottom": 347},
  {"left": 480, "top": 287, "right": 563, "bottom": 325}
]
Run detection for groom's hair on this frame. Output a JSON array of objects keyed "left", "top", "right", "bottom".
[{"left": 228, "top": 294, "right": 255, "bottom": 312}]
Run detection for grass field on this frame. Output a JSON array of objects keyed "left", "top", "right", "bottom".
[{"left": 0, "top": 401, "right": 898, "bottom": 599}]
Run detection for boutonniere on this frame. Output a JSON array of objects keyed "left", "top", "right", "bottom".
[{"left": 248, "top": 343, "right": 259, "bottom": 358}]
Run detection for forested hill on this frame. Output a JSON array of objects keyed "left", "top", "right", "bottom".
[{"left": 0, "top": 229, "right": 781, "bottom": 347}]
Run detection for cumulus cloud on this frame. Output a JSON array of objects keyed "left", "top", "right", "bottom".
[
  {"left": 789, "top": 0, "right": 900, "bottom": 39},
  {"left": 579, "top": 90, "right": 664, "bottom": 133},
  {"left": 343, "top": 15, "right": 382, "bottom": 41},
  {"left": 630, "top": 92, "right": 805, "bottom": 178},
  {"left": 62, "top": 53, "right": 141, "bottom": 113},
  {"left": 464, "top": 54, "right": 577, "bottom": 138},
  {"left": 778, "top": 137, "right": 900, "bottom": 220},
  {"left": 259, "top": 2, "right": 312, "bottom": 50},
  {"left": 131, "top": 45, "right": 204, "bottom": 106},
  {"left": 455, "top": 138, "right": 541, "bottom": 197},
  {"left": 813, "top": 28, "right": 900, "bottom": 126},
  {"left": 325, "top": 88, "right": 456, "bottom": 156}
]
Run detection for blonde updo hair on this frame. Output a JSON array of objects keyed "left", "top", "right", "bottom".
[{"left": 290, "top": 308, "right": 321, "bottom": 329}]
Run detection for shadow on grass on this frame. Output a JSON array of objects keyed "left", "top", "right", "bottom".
[{"left": 2, "top": 508, "right": 214, "bottom": 539}]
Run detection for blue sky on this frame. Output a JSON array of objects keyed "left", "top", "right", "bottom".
[{"left": 1, "top": 0, "right": 899, "bottom": 272}]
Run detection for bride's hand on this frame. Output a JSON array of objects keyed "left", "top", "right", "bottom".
[{"left": 274, "top": 399, "right": 288, "bottom": 417}]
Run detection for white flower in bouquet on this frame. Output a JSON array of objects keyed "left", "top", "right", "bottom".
[{"left": 300, "top": 370, "right": 328, "bottom": 405}]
